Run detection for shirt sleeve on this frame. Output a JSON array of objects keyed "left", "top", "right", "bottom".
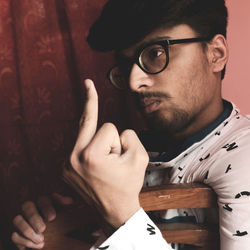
[
  {"left": 204, "top": 133, "right": 250, "bottom": 250},
  {"left": 90, "top": 208, "right": 173, "bottom": 250}
]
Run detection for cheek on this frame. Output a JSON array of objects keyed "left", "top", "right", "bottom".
[
  {"left": 169, "top": 59, "right": 210, "bottom": 110},
  {"left": 154, "top": 47, "right": 211, "bottom": 105}
]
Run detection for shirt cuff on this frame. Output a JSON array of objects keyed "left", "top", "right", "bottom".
[{"left": 90, "top": 208, "right": 173, "bottom": 250}]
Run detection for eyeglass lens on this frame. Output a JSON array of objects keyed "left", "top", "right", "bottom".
[
  {"left": 109, "top": 44, "right": 167, "bottom": 89},
  {"left": 139, "top": 44, "right": 167, "bottom": 73},
  {"left": 109, "top": 66, "right": 128, "bottom": 89}
]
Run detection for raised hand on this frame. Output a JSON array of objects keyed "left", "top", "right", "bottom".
[{"left": 64, "top": 79, "right": 149, "bottom": 229}]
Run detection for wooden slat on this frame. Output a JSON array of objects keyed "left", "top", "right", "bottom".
[
  {"left": 159, "top": 223, "right": 219, "bottom": 248},
  {"left": 139, "top": 183, "right": 217, "bottom": 211}
]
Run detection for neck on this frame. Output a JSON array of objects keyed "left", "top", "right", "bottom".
[{"left": 174, "top": 98, "right": 224, "bottom": 141}]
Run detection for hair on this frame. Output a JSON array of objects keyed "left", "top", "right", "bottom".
[{"left": 87, "top": 0, "right": 228, "bottom": 79}]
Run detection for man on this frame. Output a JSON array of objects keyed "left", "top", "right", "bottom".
[{"left": 12, "top": 0, "right": 250, "bottom": 249}]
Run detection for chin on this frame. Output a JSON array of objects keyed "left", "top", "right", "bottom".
[
  {"left": 145, "top": 109, "right": 192, "bottom": 134},
  {"left": 145, "top": 112, "right": 174, "bottom": 133}
]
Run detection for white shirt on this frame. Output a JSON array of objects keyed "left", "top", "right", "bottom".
[{"left": 92, "top": 102, "right": 250, "bottom": 250}]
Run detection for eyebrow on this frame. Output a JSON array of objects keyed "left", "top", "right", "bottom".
[
  {"left": 139, "top": 35, "right": 172, "bottom": 48},
  {"left": 117, "top": 35, "right": 172, "bottom": 61}
]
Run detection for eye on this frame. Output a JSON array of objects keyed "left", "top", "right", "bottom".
[
  {"left": 149, "top": 48, "right": 165, "bottom": 58},
  {"left": 143, "top": 45, "right": 166, "bottom": 63}
]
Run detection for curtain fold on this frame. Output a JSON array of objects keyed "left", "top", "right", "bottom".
[{"left": 0, "top": 0, "right": 137, "bottom": 248}]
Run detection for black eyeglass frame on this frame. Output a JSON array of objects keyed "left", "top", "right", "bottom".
[{"left": 107, "top": 37, "right": 211, "bottom": 89}]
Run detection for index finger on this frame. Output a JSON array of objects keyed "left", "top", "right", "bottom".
[{"left": 72, "top": 79, "right": 98, "bottom": 159}]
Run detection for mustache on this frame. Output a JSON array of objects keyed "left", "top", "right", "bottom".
[{"left": 136, "top": 91, "right": 170, "bottom": 99}]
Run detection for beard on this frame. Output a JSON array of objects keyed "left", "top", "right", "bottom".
[
  {"left": 144, "top": 107, "right": 193, "bottom": 134},
  {"left": 135, "top": 91, "right": 195, "bottom": 135}
]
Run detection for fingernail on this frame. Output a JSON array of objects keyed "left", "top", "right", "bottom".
[
  {"left": 47, "top": 212, "right": 56, "bottom": 221},
  {"left": 36, "top": 222, "right": 46, "bottom": 233},
  {"left": 85, "top": 79, "right": 92, "bottom": 90}
]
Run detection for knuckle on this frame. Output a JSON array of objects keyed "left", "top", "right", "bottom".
[
  {"left": 23, "top": 227, "right": 33, "bottom": 237},
  {"left": 13, "top": 215, "right": 23, "bottom": 226},
  {"left": 121, "top": 129, "right": 135, "bottom": 137},
  {"left": 83, "top": 113, "right": 91, "bottom": 123},
  {"left": 21, "top": 201, "right": 34, "bottom": 212},
  {"left": 29, "top": 214, "right": 39, "bottom": 224},
  {"left": 82, "top": 147, "right": 94, "bottom": 164},
  {"left": 102, "top": 122, "right": 116, "bottom": 130},
  {"left": 79, "top": 113, "right": 85, "bottom": 127}
]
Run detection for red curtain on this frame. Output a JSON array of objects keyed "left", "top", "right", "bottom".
[{"left": 0, "top": 0, "right": 145, "bottom": 248}]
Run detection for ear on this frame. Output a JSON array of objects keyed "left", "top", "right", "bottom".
[{"left": 207, "top": 34, "right": 229, "bottom": 74}]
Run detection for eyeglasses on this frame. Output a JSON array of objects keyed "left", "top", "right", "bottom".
[{"left": 107, "top": 37, "right": 210, "bottom": 90}]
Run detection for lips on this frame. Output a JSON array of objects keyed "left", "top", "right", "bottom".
[{"left": 140, "top": 98, "right": 161, "bottom": 113}]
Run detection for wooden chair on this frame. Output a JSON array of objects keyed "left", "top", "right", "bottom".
[
  {"left": 140, "top": 183, "right": 219, "bottom": 250},
  {"left": 38, "top": 183, "right": 219, "bottom": 250}
]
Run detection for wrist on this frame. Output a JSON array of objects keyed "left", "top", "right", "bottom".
[
  {"left": 101, "top": 219, "right": 121, "bottom": 238},
  {"left": 104, "top": 202, "right": 141, "bottom": 229}
]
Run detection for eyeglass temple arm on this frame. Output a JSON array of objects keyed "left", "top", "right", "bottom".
[{"left": 167, "top": 37, "right": 210, "bottom": 45}]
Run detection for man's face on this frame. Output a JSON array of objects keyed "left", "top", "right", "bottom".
[{"left": 119, "top": 24, "right": 222, "bottom": 137}]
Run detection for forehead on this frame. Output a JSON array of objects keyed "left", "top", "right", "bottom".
[{"left": 119, "top": 24, "right": 197, "bottom": 58}]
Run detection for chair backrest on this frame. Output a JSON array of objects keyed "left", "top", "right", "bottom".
[
  {"left": 140, "top": 183, "right": 219, "bottom": 250},
  {"left": 38, "top": 183, "right": 219, "bottom": 250}
]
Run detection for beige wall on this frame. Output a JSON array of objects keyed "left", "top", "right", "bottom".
[{"left": 223, "top": 0, "right": 250, "bottom": 114}]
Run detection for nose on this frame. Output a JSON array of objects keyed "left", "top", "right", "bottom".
[{"left": 128, "top": 64, "right": 153, "bottom": 92}]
